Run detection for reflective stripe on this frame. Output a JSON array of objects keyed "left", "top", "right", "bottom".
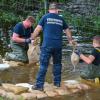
[{"left": 95, "top": 48, "right": 100, "bottom": 52}]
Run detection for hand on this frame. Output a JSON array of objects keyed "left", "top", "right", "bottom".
[
  {"left": 72, "top": 40, "right": 77, "bottom": 46},
  {"left": 25, "top": 38, "right": 31, "bottom": 44},
  {"left": 31, "top": 39, "right": 35, "bottom": 45},
  {"left": 69, "top": 39, "right": 77, "bottom": 47}
]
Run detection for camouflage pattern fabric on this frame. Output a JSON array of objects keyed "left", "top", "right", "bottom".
[
  {"left": 80, "top": 64, "right": 100, "bottom": 79},
  {"left": 5, "top": 40, "right": 29, "bottom": 63}
]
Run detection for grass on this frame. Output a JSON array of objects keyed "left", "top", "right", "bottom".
[{"left": 0, "top": 97, "right": 4, "bottom": 100}]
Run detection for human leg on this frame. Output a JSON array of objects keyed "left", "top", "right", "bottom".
[
  {"left": 52, "top": 48, "right": 62, "bottom": 87},
  {"left": 33, "top": 47, "right": 52, "bottom": 90},
  {"left": 5, "top": 41, "right": 29, "bottom": 63}
]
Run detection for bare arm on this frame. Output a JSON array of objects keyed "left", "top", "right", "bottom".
[
  {"left": 31, "top": 25, "right": 42, "bottom": 39},
  {"left": 64, "top": 28, "right": 73, "bottom": 43},
  {"left": 80, "top": 54, "right": 95, "bottom": 64},
  {"left": 11, "top": 33, "right": 25, "bottom": 43}
]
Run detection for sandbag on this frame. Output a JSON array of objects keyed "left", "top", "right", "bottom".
[
  {"left": 28, "top": 38, "right": 40, "bottom": 64},
  {"left": 71, "top": 51, "right": 79, "bottom": 71},
  {"left": 2, "top": 83, "right": 29, "bottom": 94},
  {"left": 28, "top": 44, "right": 40, "bottom": 64}
]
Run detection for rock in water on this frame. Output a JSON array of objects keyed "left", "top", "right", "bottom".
[
  {"left": 63, "top": 80, "right": 90, "bottom": 90},
  {"left": 71, "top": 52, "right": 79, "bottom": 71}
]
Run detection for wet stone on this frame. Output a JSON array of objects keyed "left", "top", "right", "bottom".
[
  {"left": 21, "top": 93, "right": 37, "bottom": 100},
  {"left": 68, "top": 88, "right": 80, "bottom": 93},
  {"left": 0, "top": 81, "right": 91, "bottom": 100},
  {"left": 31, "top": 90, "right": 47, "bottom": 99},
  {"left": 0, "top": 88, "right": 7, "bottom": 97},
  {"left": 44, "top": 83, "right": 54, "bottom": 91},
  {"left": 6, "top": 92, "right": 21, "bottom": 100},
  {"left": 55, "top": 88, "right": 70, "bottom": 95},
  {"left": 2, "top": 83, "right": 29, "bottom": 94},
  {"left": 36, "top": 93, "right": 47, "bottom": 99},
  {"left": 45, "top": 91, "right": 58, "bottom": 97}
]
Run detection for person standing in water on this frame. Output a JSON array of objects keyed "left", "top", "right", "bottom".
[{"left": 31, "top": 3, "right": 75, "bottom": 91}]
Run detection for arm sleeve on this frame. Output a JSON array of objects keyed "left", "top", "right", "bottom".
[
  {"left": 38, "top": 16, "right": 45, "bottom": 28},
  {"left": 91, "top": 48, "right": 97, "bottom": 57},
  {"left": 13, "top": 24, "right": 22, "bottom": 35},
  {"left": 31, "top": 27, "right": 34, "bottom": 33}
]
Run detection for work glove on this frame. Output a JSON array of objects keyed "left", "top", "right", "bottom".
[
  {"left": 25, "top": 38, "right": 31, "bottom": 44},
  {"left": 74, "top": 48, "right": 82, "bottom": 56}
]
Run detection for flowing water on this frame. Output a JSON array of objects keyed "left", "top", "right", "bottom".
[
  {"left": 0, "top": 55, "right": 100, "bottom": 100},
  {"left": 0, "top": 41, "right": 100, "bottom": 99}
]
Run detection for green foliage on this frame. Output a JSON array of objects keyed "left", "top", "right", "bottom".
[
  {"left": 0, "top": 10, "right": 21, "bottom": 57},
  {"left": 35, "top": 10, "right": 45, "bottom": 26},
  {"left": 61, "top": 10, "right": 100, "bottom": 35},
  {"left": 0, "top": 10, "right": 21, "bottom": 31},
  {"left": 58, "top": 0, "right": 66, "bottom": 2},
  {"left": 0, "top": 96, "right": 3, "bottom": 100},
  {"left": 35, "top": 9, "right": 45, "bottom": 45}
]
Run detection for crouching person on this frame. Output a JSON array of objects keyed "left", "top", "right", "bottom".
[
  {"left": 76, "top": 35, "right": 100, "bottom": 79},
  {"left": 5, "top": 16, "right": 35, "bottom": 63}
]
